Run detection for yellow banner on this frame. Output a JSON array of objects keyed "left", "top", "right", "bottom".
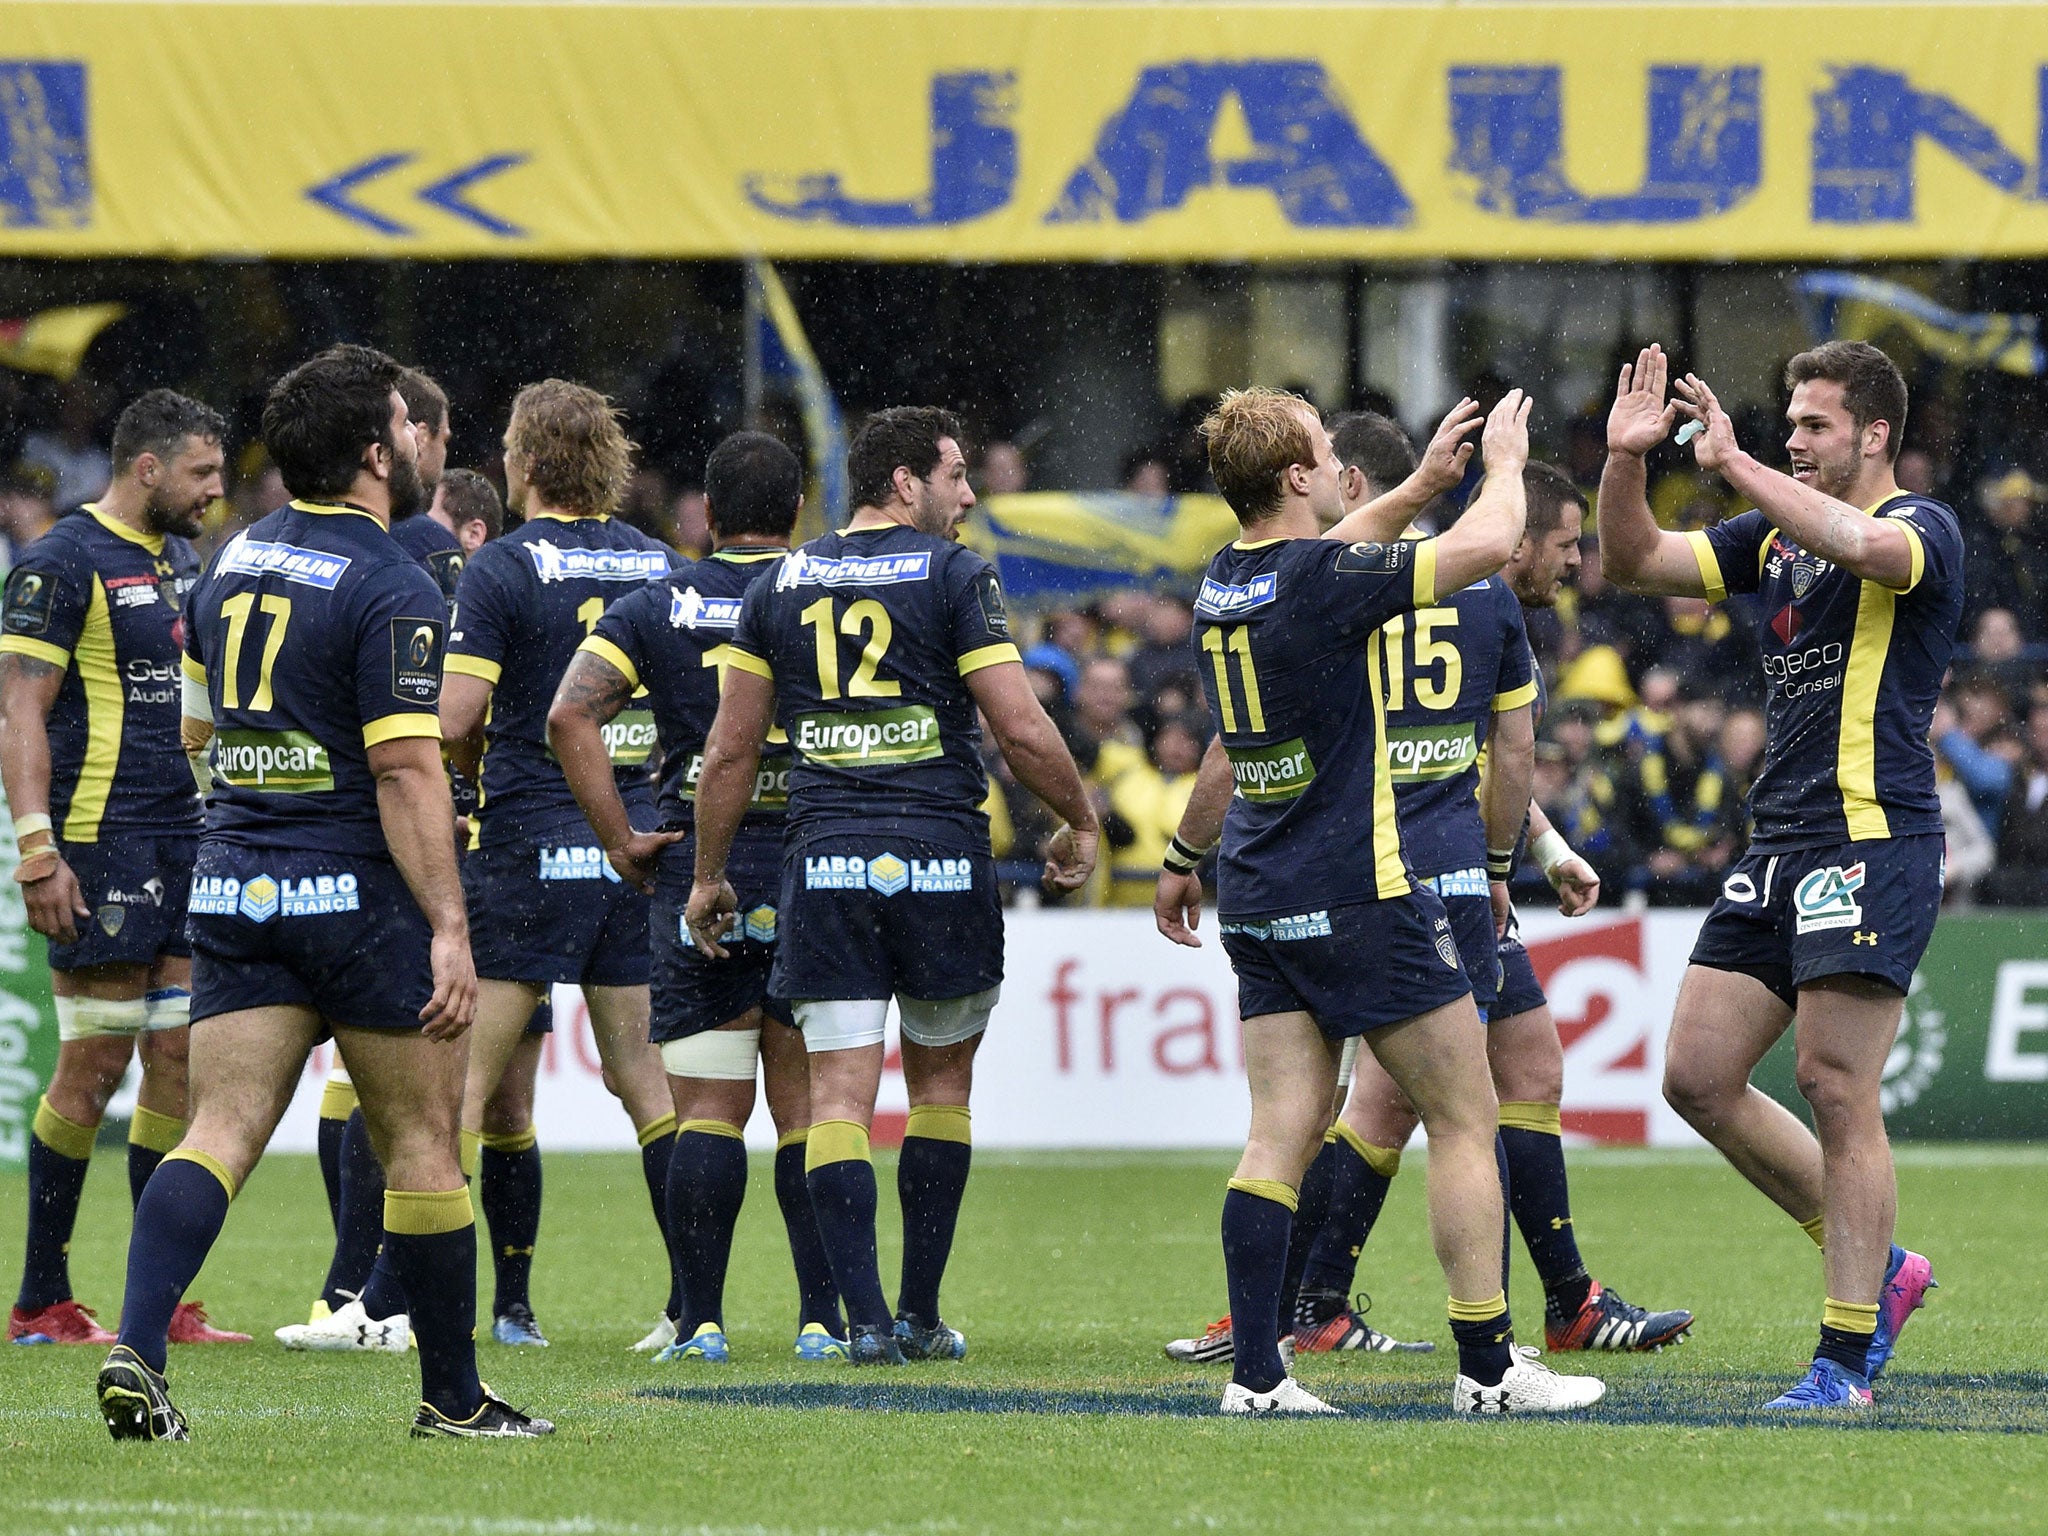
[{"left": 4, "top": 5, "right": 2048, "bottom": 259}]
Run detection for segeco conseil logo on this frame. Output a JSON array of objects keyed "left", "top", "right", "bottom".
[{"left": 1881, "top": 970, "right": 1947, "bottom": 1115}]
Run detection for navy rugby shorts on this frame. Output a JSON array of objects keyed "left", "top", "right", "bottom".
[
  {"left": 464, "top": 835, "right": 650, "bottom": 988},
  {"left": 651, "top": 830, "right": 791, "bottom": 1043},
  {"left": 770, "top": 835, "right": 1002, "bottom": 1004},
  {"left": 186, "top": 841, "right": 432, "bottom": 1030},
  {"left": 1689, "top": 834, "right": 1942, "bottom": 1006},
  {"left": 47, "top": 831, "right": 196, "bottom": 971},
  {"left": 1414, "top": 869, "right": 1501, "bottom": 1018},
  {"left": 1220, "top": 886, "right": 1471, "bottom": 1039},
  {"left": 1492, "top": 907, "right": 1549, "bottom": 1021}
]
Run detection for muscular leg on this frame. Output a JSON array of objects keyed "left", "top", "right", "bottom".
[
  {"left": 460, "top": 980, "right": 543, "bottom": 1138},
  {"left": 761, "top": 1020, "right": 839, "bottom": 1334},
  {"left": 1489, "top": 1005, "right": 1591, "bottom": 1317},
  {"left": 897, "top": 1034, "right": 980, "bottom": 1331},
  {"left": 1795, "top": 977, "right": 1903, "bottom": 1326},
  {"left": 478, "top": 1035, "right": 544, "bottom": 1322},
  {"left": 587, "top": 984, "right": 679, "bottom": 1316},
  {"left": 663, "top": 1014, "right": 762, "bottom": 1339}
]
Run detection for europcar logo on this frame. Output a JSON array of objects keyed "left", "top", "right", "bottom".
[{"left": 1881, "top": 970, "right": 1946, "bottom": 1115}]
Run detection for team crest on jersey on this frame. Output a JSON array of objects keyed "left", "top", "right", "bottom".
[
  {"left": 218, "top": 538, "right": 351, "bottom": 590},
  {"left": 1794, "top": 863, "right": 1866, "bottom": 934},
  {"left": 525, "top": 541, "right": 670, "bottom": 584},
  {"left": 774, "top": 548, "right": 931, "bottom": 591},
  {"left": 1194, "top": 571, "right": 1276, "bottom": 619},
  {"left": 1433, "top": 918, "right": 1461, "bottom": 971},
  {"left": 669, "top": 586, "right": 743, "bottom": 630}
]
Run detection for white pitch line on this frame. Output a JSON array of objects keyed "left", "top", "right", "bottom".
[{"left": 26, "top": 1503, "right": 969, "bottom": 1536}]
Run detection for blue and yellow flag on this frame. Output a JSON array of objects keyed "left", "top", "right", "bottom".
[
  {"left": 747, "top": 260, "right": 847, "bottom": 535},
  {"left": 0, "top": 302, "right": 124, "bottom": 380},
  {"left": 959, "top": 492, "right": 1239, "bottom": 607},
  {"left": 1791, "top": 272, "right": 2044, "bottom": 377}
]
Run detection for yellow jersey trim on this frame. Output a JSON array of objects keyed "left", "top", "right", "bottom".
[
  {"left": 1837, "top": 581, "right": 1897, "bottom": 841},
  {"left": 63, "top": 574, "right": 123, "bottom": 843},
  {"left": 443, "top": 653, "right": 502, "bottom": 684},
  {"left": 956, "top": 642, "right": 1021, "bottom": 676},
  {"left": 724, "top": 646, "right": 774, "bottom": 680},
  {"left": 576, "top": 634, "right": 640, "bottom": 691},
  {"left": 83, "top": 502, "right": 164, "bottom": 554},
  {"left": 527, "top": 509, "right": 610, "bottom": 523},
  {"left": 0, "top": 635, "right": 70, "bottom": 668},
  {"left": 288, "top": 499, "right": 383, "bottom": 526},
  {"left": 1887, "top": 521, "right": 1926, "bottom": 595},
  {"left": 1231, "top": 536, "right": 1284, "bottom": 550},
  {"left": 1492, "top": 680, "right": 1539, "bottom": 713},
  {"left": 710, "top": 547, "right": 784, "bottom": 563},
  {"left": 1410, "top": 538, "right": 1439, "bottom": 607},
  {"left": 1686, "top": 529, "right": 1728, "bottom": 604},
  {"left": 180, "top": 653, "right": 207, "bottom": 684},
  {"left": 362, "top": 712, "right": 443, "bottom": 747},
  {"left": 1363, "top": 628, "right": 1411, "bottom": 901}
]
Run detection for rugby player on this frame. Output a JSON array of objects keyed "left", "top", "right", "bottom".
[
  {"left": 551, "top": 429, "right": 845, "bottom": 1363},
  {"left": 1156, "top": 387, "right": 1603, "bottom": 1414},
  {"left": 1599, "top": 341, "right": 1952, "bottom": 1408},
  {"left": 2, "top": 391, "right": 245, "bottom": 1347},
  {"left": 686, "top": 407, "right": 1097, "bottom": 1365},
  {"left": 441, "top": 379, "right": 679, "bottom": 1349},
  {"left": 96, "top": 344, "right": 550, "bottom": 1439}
]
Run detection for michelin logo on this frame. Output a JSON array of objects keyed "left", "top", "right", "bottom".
[
  {"left": 526, "top": 541, "right": 671, "bottom": 584},
  {"left": 669, "top": 587, "right": 744, "bottom": 630},
  {"left": 775, "top": 548, "right": 930, "bottom": 591},
  {"left": 539, "top": 846, "right": 622, "bottom": 883},
  {"left": 190, "top": 872, "right": 359, "bottom": 921},
  {"left": 1195, "top": 571, "right": 1277, "bottom": 619},
  {"left": 218, "top": 538, "right": 351, "bottom": 590},
  {"left": 803, "top": 852, "right": 972, "bottom": 895}
]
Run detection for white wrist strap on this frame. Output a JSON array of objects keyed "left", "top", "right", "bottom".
[{"left": 1531, "top": 828, "right": 1574, "bottom": 878}]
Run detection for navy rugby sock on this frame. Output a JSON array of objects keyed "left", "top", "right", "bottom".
[
  {"left": 479, "top": 1130, "right": 543, "bottom": 1317},
  {"left": 126, "top": 1107, "right": 186, "bottom": 1209},
  {"left": 316, "top": 1079, "right": 356, "bottom": 1231},
  {"left": 1279, "top": 1137, "right": 1335, "bottom": 1332},
  {"left": 1816, "top": 1300, "right": 1878, "bottom": 1379},
  {"left": 1496, "top": 1133, "right": 1514, "bottom": 1305},
  {"left": 774, "top": 1132, "right": 843, "bottom": 1333},
  {"left": 19, "top": 1097, "right": 96, "bottom": 1313},
  {"left": 358, "top": 1248, "right": 407, "bottom": 1320},
  {"left": 322, "top": 1110, "right": 386, "bottom": 1310},
  {"left": 1298, "top": 1125, "right": 1399, "bottom": 1302},
  {"left": 637, "top": 1116, "right": 681, "bottom": 1320},
  {"left": 805, "top": 1120, "right": 892, "bottom": 1330},
  {"left": 1220, "top": 1180, "right": 1295, "bottom": 1394},
  {"left": 1500, "top": 1107, "right": 1592, "bottom": 1319},
  {"left": 667, "top": 1122, "right": 748, "bottom": 1334},
  {"left": 1449, "top": 1293, "right": 1514, "bottom": 1387},
  {"left": 116, "top": 1152, "right": 234, "bottom": 1373},
  {"left": 896, "top": 1106, "right": 972, "bottom": 1328},
  {"left": 383, "top": 1189, "right": 484, "bottom": 1420}
]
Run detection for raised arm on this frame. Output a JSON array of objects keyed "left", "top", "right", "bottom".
[
  {"left": 685, "top": 665, "right": 774, "bottom": 958},
  {"left": 546, "top": 648, "right": 681, "bottom": 894},
  {"left": 370, "top": 734, "right": 475, "bottom": 1041},
  {"left": 1597, "top": 345, "right": 1716, "bottom": 597},
  {"left": 967, "top": 659, "right": 1099, "bottom": 891},
  {"left": 1427, "top": 390, "right": 1532, "bottom": 597},
  {"left": 0, "top": 652, "right": 90, "bottom": 943},
  {"left": 1327, "top": 399, "right": 1481, "bottom": 544},
  {"left": 1674, "top": 373, "right": 1916, "bottom": 590}
]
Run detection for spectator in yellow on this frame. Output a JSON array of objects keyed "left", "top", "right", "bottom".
[{"left": 1102, "top": 716, "right": 1205, "bottom": 907}]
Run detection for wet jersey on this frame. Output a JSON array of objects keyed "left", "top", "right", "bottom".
[
  {"left": 1383, "top": 575, "right": 1535, "bottom": 879},
  {"left": 728, "top": 524, "right": 1019, "bottom": 853},
  {"left": 184, "top": 501, "right": 447, "bottom": 855},
  {"left": 389, "top": 514, "right": 467, "bottom": 610},
  {"left": 1194, "top": 534, "right": 1440, "bottom": 918},
  {"left": 584, "top": 546, "right": 792, "bottom": 830},
  {"left": 1689, "top": 492, "right": 1962, "bottom": 851},
  {"left": 0, "top": 505, "right": 202, "bottom": 840},
  {"left": 446, "top": 513, "right": 673, "bottom": 845}
]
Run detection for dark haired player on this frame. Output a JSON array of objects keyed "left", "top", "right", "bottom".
[
  {"left": 1600, "top": 341, "right": 1954, "bottom": 1409},
  {"left": 2, "top": 390, "right": 245, "bottom": 1348},
  {"left": 687, "top": 406, "right": 1097, "bottom": 1365},
  {"left": 551, "top": 430, "right": 844, "bottom": 1363},
  {"left": 95, "top": 344, "right": 549, "bottom": 1439}
]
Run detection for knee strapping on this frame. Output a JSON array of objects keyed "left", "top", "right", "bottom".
[
  {"left": 660, "top": 1028, "right": 760, "bottom": 1080},
  {"left": 899, "top": 987, "right": 999, "bottom": 1048},
  {"left": 143, "top": 987, "right": 191, "bottom": 1032},
  {"left": 55, "top": 995, "right": 147, "bottom": 1042}
]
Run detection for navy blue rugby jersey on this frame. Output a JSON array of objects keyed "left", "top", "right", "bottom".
[
  {"left": 727, "top": 524, "right": 1019, "bottom": 852},
  {"left": 389, "top": 513, "right": 467, "bottom": 610},
  {"left": 583, "top": 546, "right": 793, "bottom": 829},
  {"left": 446, "top": 512, "right": 674, "bottom": 845},
  {"left": 1382, "top": 575, "right": 1534, "bottom": 879},
  {"left": 183, "top": 502, "right": 447, "bottom": 855},
  {"left": 1, "top": 505, "right": 202, "bottom": 839},
  {"left": 1193, "top": 534, "right": 1440, "bottom": 919},
  {"left": 1688, "top": 492, "right": 1962, "bottom": 851}
]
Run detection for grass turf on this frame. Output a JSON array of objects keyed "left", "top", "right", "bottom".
[{"left": 3, "top": 1144, "right": 2046, "bottom": 1534}]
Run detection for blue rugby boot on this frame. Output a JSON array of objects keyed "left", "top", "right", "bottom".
[
  {"left": 894, "top": 1315, "right": 967, "bottom": 1361},
  {"left": 1763, "top": 1358, "right": 1873, "bottom": 1410},
  {"left": 795, "top": 1322, "right": 849, "bottom": 1361},
  {"left": 1866, "top": 1246, "right": 1936, "bottom": 1384},
  {"left": 847, "top": 1322, "right": 907, "bottom": 1365},
  {"left": 655, "top": 1322, "right": 730, "bottom": 1363},
  {"left": 491, "top": 1303, "right": 549, "bottom": 1348}
]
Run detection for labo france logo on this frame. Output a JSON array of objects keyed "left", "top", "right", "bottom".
[
  {"left": 804, "top": 852, "right": 972, "bottom": 894},
  {"left": 538, "top": 846, "right": 621, "bottom": 882},
  {"left": 190, "top": 872, "right": 360, "bottom": 921}
]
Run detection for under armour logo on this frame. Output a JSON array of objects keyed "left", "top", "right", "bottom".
[
  {"left": 1852, "top": 930, "right": 1878, "bottom": 946},
  {"left": 1550, "top": 1216, "right": 1574, "bottom": 1231},
  {"left": 500, "top": 1245, "right": 536, "bottom": 1258}
]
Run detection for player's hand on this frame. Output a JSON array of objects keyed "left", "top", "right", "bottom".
[
  {"left": 1042, "top": 823, "right": 1097, "bottom": 892},
  {"left": 1673, "top": 374, "right": 1738, "bottom": 473},
  {"left": 1155, "top": 870, "right": 1205, "bottom": 947},
  {"left": 1482, "top": 389, "right": 1533, "bottom": 477},
  {"left": 1490, "top": 878, "right": 1512, "bottom": 939},
  {"left": 21, "top": 855, "right": 90, "bottom": 946},
  {"left": 1414, "top": 398, "right": 1483, "bottom": 498},
  {"left": 685, "top": 877, "right": 739, "bottom": 959},
  {"left": 606, "top": 828, "right": 688, "bottom": 894},
  {"left": 1608, "top": 344, "right": 1679, "bottom": 457},
  {"left": 1548, "top": 854, "right": 1601, "bottom": 917},
  {"left": 419, "top": 928, "right": 478, "bottom": 1041}
]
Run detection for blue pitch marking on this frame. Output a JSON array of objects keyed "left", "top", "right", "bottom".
[{"left": 637, "top": 1373, "right": 2048, "bottom": 1433}]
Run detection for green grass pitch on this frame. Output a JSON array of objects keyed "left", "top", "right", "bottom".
[{"left": 3, "top": 1144, "right": 2046, "bottom": 1534}]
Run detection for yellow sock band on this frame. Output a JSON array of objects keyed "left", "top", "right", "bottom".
[
  {"left": 459, "top": 1128, "right": 481, "bottom": 1180},
  {"left": 318, "top": 1077, "right": 358, "bottom": 1121},
  {"left": 904, "top": 1104, "right": 972, "bottom": 1145},
  {"left": 127, "top": 1105, "right": 186, "bottom": 1155},
  {"left": 637, "top": 1112, "right": 678, "bottom": 1148},
  {"left": 385, "top": 1186, "right": 475, "bottom": 1236},
  {"left": 1448, "top": 1290, "right": 1508, "bottom": 1325},
  {"left": 479, "top": 1127, "right": 537, "bottom": 1155},
  {"left": 32, "top": 1096, "right": 97, "bottom": 1161},
  {"left": 1799, "top": 1214, "right": 1827, "bottom": 1250},
  {"left": 680, "top": 1118, "right": 744, "bottom": 1140},
  {"left": 805, "top": 1118, "right": 870, "bottom": 1172},
  {"left": 1823, "top": 1298, "right": 1879, "bottom": 1335},
  {"left": 1329, "top": 1119, "right": 1402, "bottom": 1178},
  {"left": 776, "top": 1127, "right": 809, "bottom": 1151},
  {"left": 1226, "top": 1176, "right": 1297, "bottom": 1213},
  {"left": 164, "top": 1147, "right": 237, "bottom": 1201},
  {"left": 1498, "top": 1101, "right": 1563, "bottom": 1136}
]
